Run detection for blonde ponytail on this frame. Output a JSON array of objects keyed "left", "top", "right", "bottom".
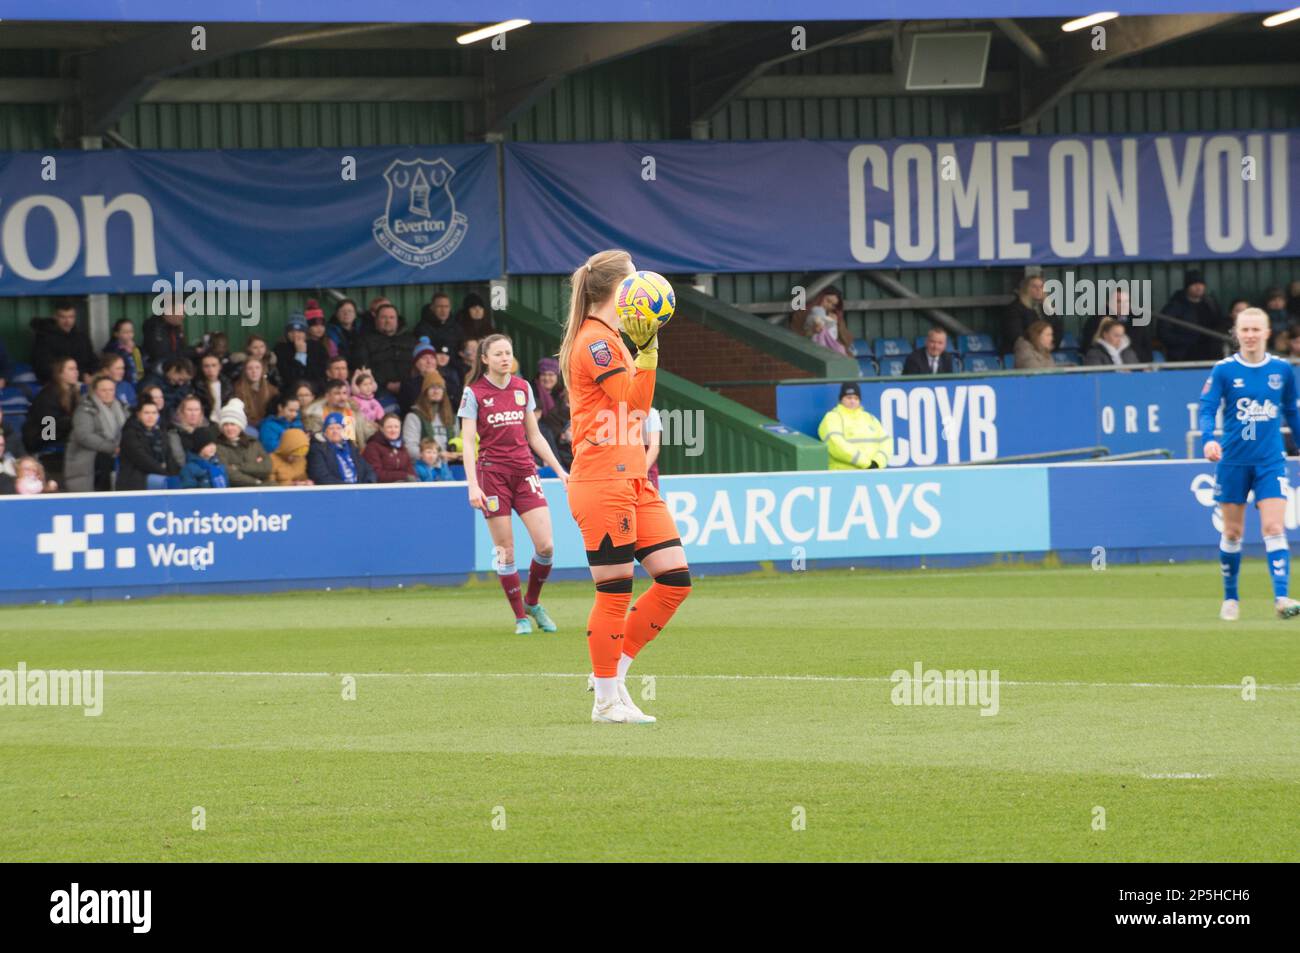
[{"left": 558, "top": 249, "right": 633, "bottom": 389}]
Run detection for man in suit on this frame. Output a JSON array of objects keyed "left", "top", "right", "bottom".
[{"left": 903, "top": 327, "right": 959, "bottom": 376}]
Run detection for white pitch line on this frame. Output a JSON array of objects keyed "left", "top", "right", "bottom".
[
  {"left": 98, "top": 670, "right": 1300, "bottom": 692},
  {"left": 1143, "top": 773, "right": 1215, "bottom": 779}
]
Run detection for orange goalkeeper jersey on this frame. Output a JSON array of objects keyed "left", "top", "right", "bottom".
[{"left": 568, "top": 315, "right": 655, "bottom": 482}]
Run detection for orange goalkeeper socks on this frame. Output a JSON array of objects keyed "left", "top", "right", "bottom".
[
  {"left": 624, "top": 568, "right": 691, "bottom": 658},
  {"left": 587, "top": 577, "right": 633, "bottom": 678}
]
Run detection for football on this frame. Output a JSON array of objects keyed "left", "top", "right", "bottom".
[{"left": 615, "top": 270, "right": 676, "bottom": 327}]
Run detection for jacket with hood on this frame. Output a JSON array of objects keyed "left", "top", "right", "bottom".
[
  {"left": 307, "top": 433, "right": 377, "bottom": 485},
  {"left": 271, "top": 427, "right": 311, "bottom": 484},
  {"left": 214, "top": 432, "right": 272, "bottom": 487},
  {"left": 117, "top": 414, "right": 176, "bottom": 491},
  {"left": 30, "top": 316, "right": 96, "bottom": 382}
]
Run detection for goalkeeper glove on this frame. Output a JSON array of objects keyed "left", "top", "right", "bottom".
[{"left": 621, "top": 312, "right": 660, "bottom": 350}]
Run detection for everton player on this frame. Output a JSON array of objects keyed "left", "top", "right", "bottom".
[
  {"left": 460, "top": 333, "right": 568, "bottom": 634},
  {"left": 1200, "top": 307, "right": 1300, "bottom": 620}
]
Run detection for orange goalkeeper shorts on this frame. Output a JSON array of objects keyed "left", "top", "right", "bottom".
[{"left": 567, "top": 477, "right": 681, "bottom": 566}]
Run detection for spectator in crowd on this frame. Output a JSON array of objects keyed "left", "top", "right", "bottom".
[
  {"left": 414, "top": 291, "right": 465, "bottom": 356},
  {"left": 293, "top": 381, "right": 317, "bottom": 415},
  {"left": 533, "top": 357, "right": 571, "bottom": 472},
  {"left": 142, "top": 304, "right": 190, "bottom": 377},
  {"left": 305, "top": 379, "right": 373, "bottom": 448},
  {"left": 0, "top": 431, "right": 17, "bottom": 484},
  {"left": 1078, "top": 288, "right": 1154, "bottom": 363},
  {"left": 363, "top": 413, "right": 416, "bottom": 483},
  {"left": 456, "top": 338, "right": 479, "bottom": 399},
  {"left": 1159, "top": 269, "right": 1226, "bottom": 362},
  {"left": 327, "top": 298, "right": 361, "bottom": 364},
  {"left": 117, "top": 399, "right": 176, "bottom": 491},
  {"left": 258, "top": 392, "right": 305, "bottom": 453},
  {"left": 399, "top": 338, "right": 442, "bottom": 413},
  {"left": 304, "top": 298, "right": 331, "bottom": 354},
  {"left": 23, "top": 357, "right": 79, "bottom": 457},
  {"left": 1227, "top": 298, "right": 1251, "bottom": 324},
  {"left": 195, "top": 352, "right": 231, "bottom": 423},
  {"left": 103, "top": 319, "right": 145, "bottom": 386},
  {"left": 65, "top": 374, "right": 128, "bottom": 492},
  {"left": 178, "top": 431, "right": 229, "bottom": 489},
  {"left": 1014, "top": 320, "right": 1056, "bottom": 369},
  {"left": 273, "top": 313, "right": 329, "bottom": 392},
  {"left": 214, "top": 399, "right": 272, "bottom": 487},
  {"left": 1286, "top": 326, "right": 1300, "bottom": 362},
  {"left": 1264, "top": 287, "right": 1289, "bottom": 334},
  {"left": 402, "top": 371, "right": 460, "bottom": 463},
  {"left": 1271, "top": 326, "right": 1292, "bottom": 357},
  {"left": 138, "top": 383, "right": 166, "bottom": 421},
  {"left": 532, "top": 357, "right": 563, "bottom": 422},
  {"left": 817, "top": 382, "right": 891, "bottom": 470},
  {"left": 791, "top": 287, "right": 855, "bottom": 354},
  {"left": 437, "top": 344, "right": 465, "bottom": 409},
  {"left": 1084, "top": 318, "right": 1140, "bottom": 367},
  {"left": 0, "top": 335, "right": 8, "bottom": 389},
  {"left": 353, "top": 303, "right": 414, "bottom": 403},
  {"left": 145, "top": 357, "right": 198, "bottom": 418},
  {"left": 644, "top": 406, "right": 662, "bottom": 490},
  {"left": 903, "top": 326, "right": 959, "bottom": 375},
  {"left": 1287, "top": 281, "right": 1300, "bottom": 322},
  {"left": 202, "top": 331, "right": 231, "bottom": 370},
  {"left": 228, "top": 334, "right": 281, "bottom": 390},
  {"left": 351, "top": 369, "right": 386, "bottom": 424},
  {"left": 805, "top": 306, "right": 851, "bottom": 357},
  {"left": 31, "top": 300, "right": 96, "bottom": 383},
  {"left": 166, "top": 395, "right": 214, "bottom": 471},
  {"left": 0, "top": 405, "right": 22, "bottom": 457},
  {"left": 308, "top": 412, "right": 377, "bottom": 485},
  {"left": 414, "top": 438, "right": 452, "bottom": 482},
  {"left": 231, "top": 356, "right": 277, "bottom": 431},
  {"left": 271, "top": 427, "right": 312, "bottom": 486},
  {"left": 5, "top": 456, "right": 57, "bottom": 495},
  {"left": 456, "top": 291, "right": 497, "bottom": 343},
  {"left": 1001, "top": 273, "right": 1062, "bottom": 356},
  {"left": 100, "top": 353, "right": 136, "bottom": 409},
  {"left": 361, "top": 296, "right": 391, "bottom": 337}
]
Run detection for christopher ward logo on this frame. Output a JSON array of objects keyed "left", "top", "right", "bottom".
[
  {"left": 890, "top": 661, "right": 1000, "bottom": 716},
  {"left": 0, "top": 663, "right": 103, "bottom": 716},
  {"left": 36, "top": 509, "right": 293, "bottom": 573},
  {"left": 50, "top": 884, "right": 150, "bottom": 933}
]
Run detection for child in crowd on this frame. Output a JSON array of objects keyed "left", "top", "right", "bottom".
[
  {"left": 271, "top": 427, "right": 312, "bottom": 485},
  {"left": 415, "top": 438, "right": 452, "bottom": 482},
  {"left": 351, "top": 370, "right": 386, "bottom": 423},
  {"left": 179, "top": 433, "right": 229, "bottom": 488},
  {"left": 14, "top": 456, "right": 57, "bottom": 494}
]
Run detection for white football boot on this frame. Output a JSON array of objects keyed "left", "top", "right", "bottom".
[
  {"left": 591, "top": 699, "right": 656, "bottom": 724},
  {"left": 1219, "top": 599, "right": 1240, "bottom": 621},
  {"left": 617, "top": 681, "right": 656, "bottom": 723},
  {"left": 1274, "top": 596, "right": 1300, "bottom": 619}
]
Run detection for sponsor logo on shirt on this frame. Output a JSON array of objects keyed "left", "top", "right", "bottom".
[
  {"left": 485, "top": 409, "right": 526, "bottom": 426},
  {"left": 1232, "top": 378, "right": 1246, "bottom": 388},
  {"left": 1236, "top": 398, "right": 1278, "bottom": 423}
]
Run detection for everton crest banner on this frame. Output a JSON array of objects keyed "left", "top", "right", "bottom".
[
  {"left": 0, "top": 145, "right": 501, "bottom": 296},
  {"left": 504, "top": 132, "right": 1300, "bottom": 274}
]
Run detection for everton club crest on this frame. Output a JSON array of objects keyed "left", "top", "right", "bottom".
[{"left": 372, "top": 158, "right": 469, "bottom": 268}]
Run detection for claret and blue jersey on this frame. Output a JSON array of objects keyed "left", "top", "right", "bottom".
[{"left": 1199, "top": 353, "right": 1300, "bottom": 503}]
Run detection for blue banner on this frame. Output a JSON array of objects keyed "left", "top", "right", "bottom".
[
  {"left": 505, "top": 132, "right": 1299, "bottom": 273},
  {"left": 777, "top": 366, "right": 1300, "bottom": 467},
  {"left": 0, "top": 146, "right": 500, "bottom": 297}
]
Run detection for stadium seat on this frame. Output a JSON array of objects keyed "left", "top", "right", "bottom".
[
  {"left": 1059, "top": 332, "right": 1080, "bottom": 351},
  {"left": 963, "top": 355, "right": 1001, "bottom": 374},
  {"left": 1002, "top": 354, "right": 1016, "bottom": 369},
  {"left": 873, "top": 337, "right": 911, "bottom": 358},
  {"left": 879, "top": 357, "right": 906, "bottom": 376},
  {"left": 0, "top": 386, "right": 30, "bottom": 415},
  {"left": 853, "top": 338, "right": 871, "bottom": 356},
  {"left": 856, "top": 355, "right": 879, "bottom": 377},
  {"left": 1052, "top": 350, "right": 1081, "bottom": 366},
  {"left": 7, "top": 362, "right": 37, "bottom": 397},
  {"left": 957, "top": 333, "right": 996, "bottom": 355},
  {"left": 914, "top": 336, "right": 956, "bottom": 352},
  {"left": 1152, "top": 350, "right": 1167, "bottom": 364}
]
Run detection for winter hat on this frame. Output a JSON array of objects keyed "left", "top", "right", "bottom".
[
  {"left": 304, "top": 299, "right": 326, "bottom": 323},
  {"left": 421, "top": 370, "right": 447, "bottom": 392},
  {"left": 537, "top": 356, "right": 560, "bottom": 375},
  {"left": 839, "top": 382, "right": 861, "bottom": 400},
  {"left": 286, "top": 312, "right": 308, "bottom": 332},
  {"left": 412, "top": 337, "right": 437, "bottom": 361},
  {"left": 1183, "top": 269, "right": 1205, "bottom": 289},
  {"left": 193, "top": 431, "right": 217, "bottom": 453},
  {"left": 276, "top": 427, "right": 310, "bottom": 458},
  {"left": 324, "top": 412, "right": 346, "bottom": 430},
  {"left": 219, "top": 398, "right": 248, "bottom": 430}
]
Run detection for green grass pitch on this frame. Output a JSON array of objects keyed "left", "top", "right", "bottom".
[{"left": 0, "top": 562, "right": 1296, "bottom": 862}]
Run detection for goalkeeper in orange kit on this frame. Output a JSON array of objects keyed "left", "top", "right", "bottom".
[{"left": 559, "top": 249, "right": 691, "bottom": 724}]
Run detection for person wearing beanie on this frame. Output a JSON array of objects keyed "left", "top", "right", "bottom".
[
  {"left": 817, "top": 382, "right": 892, "bottom": 470},
  {"left": 274, "top": 311, "right": 330, "bottom": 391},
  {"left": 178, "top": 430, "right": 230, "bottom": 489},
  {"left": 304, "top": 298, "right": 333, "bottom": 357},
  {"left": 308, "top": 411, "right": 377, "bottom": 485},
  {"left": 455, "top": 291, "right": 497, "bottom": 342},
  {"left": 1160, "top": 267, "right": 1226, "bottom": 362},
  {"left": 271, "top": 426, "right": 312, "bottom": 485},
  {"left": 363, "top": 413, "right": 417, "bottom": 483},
  {"left": 402, "top": 369, "right": 461, "bottom": 463},
  {"left": 213, "top": 398, "right": 272, "bottom": 487},
  {"left": 399, "top": 337, "right": 442, "bottom": 413}
]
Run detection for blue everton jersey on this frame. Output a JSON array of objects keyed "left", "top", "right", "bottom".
[{"left": 1198, "top": 354, "right": 1300, "bottom": 465}]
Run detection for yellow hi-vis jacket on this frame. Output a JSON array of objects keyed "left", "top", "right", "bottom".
[{"left": 817, "top": 405, "right": 892, "bottom": 470}]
